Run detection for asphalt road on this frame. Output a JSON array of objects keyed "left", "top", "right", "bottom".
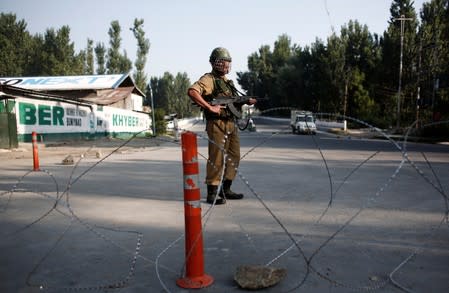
[{"left": 1, "top": 118, "right": 448, "bottom": 293}]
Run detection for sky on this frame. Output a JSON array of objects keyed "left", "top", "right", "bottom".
[{"left": 1, "top": 0, "right": 428, "bottom": 89}]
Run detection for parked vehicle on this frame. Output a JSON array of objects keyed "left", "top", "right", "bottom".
[{"left": 290, "top": 110, "right": 317, "bottom": 134}]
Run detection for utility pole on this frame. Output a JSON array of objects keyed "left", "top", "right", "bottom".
[
  {"left": 416, "top": 36, "right": 422, "bottom": 129},
  {"left": 394, "top": 15, "right": 413, "bottom": 130},
  {"left": 148, "top": 86, "right": 156, "bottom": 136}
]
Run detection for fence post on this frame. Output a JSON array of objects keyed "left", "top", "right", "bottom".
[
  {"left": 32, "top": 131, "right": 40, "bottom": 171},
  {"left": 176, "top": 131, "right": 214, "bottom": 289}
]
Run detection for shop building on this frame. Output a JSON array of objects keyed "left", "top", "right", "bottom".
[{"left": 0, "top": 74, "right": 152, "bottom": 148}]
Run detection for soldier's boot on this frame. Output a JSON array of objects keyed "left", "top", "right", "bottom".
[
  {"left": 219, "top": 180, "right": 244, "bottom": 200},
  {"left": 206, "top": 185, "right": 226, "bottom": 205}
]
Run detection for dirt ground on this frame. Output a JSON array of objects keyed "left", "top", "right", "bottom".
[{"left": 0, "top": 136, "right": 176, "bottom": 162}]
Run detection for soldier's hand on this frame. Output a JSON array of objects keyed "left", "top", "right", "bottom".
[
  {"left": 248, "top": 98, "right": 257, "bottom": 105},
  {"left": 208, "top": 104, "right": 222, "bottom": 114}
]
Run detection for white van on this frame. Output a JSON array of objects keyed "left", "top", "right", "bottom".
[{"left": 290, "top": 110, "right": 317, "bottom": 134}]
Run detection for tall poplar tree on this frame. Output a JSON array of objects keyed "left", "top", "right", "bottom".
[
  {"left": 131, "top": 18, "right": 150, "bottom": 92},
  {"left": 95, "top": 42, "right": 106, "bottom": 74},
  {"left": 107, "top": 20, "right": 121, "bottom": 74},
  {"left": 85, "top": 38, "right": 94, "bottom": 74},
  {"left": 106, "top": 20, "right": 132, "bottom": 74}
]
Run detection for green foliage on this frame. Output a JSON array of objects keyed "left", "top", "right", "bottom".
[
  {"left": 1, "top": 0, "right": 448, "bottom": 131},
  {"left": 149, "top": 72, "right": 196, "bottom": 118},
  {"left": 38, "top": 26, "right": 84, "bottom": 75},
  {"left": 94, "top": 42, "right": 106, "bottom": 74},
  {"left": 169, "top": 73, "right": 194, "bottom": 117},
  {"left": 0, "top": 13, "right": 31, "bottom": 76},
  {"left": 149, "top": 74, "right": 170, "bottom": 110},
  {"left": 236, "top": 0, "right": 448, "bottom": 129},
  {"left": 153, "top": 108, "right": 167, "bottom": 135},
  {"left": 0, "top": 14, "right": 84, "bottom": 76},
  {"left": 350, "top": 68, "right": 379, "bottom": 123},
  {"left": 85, "top": 39, "right": 94, "bottom": 74},
  {"left": 106, "top": 20, "right": 132, "bottom": 74},
  {"left": 106, "top": 20, "right": 121, "bottom": 74},
  {"left": 418, "top": 0, "right": 449, "bottom": 122},
  {"left": 119, "top": 51, "right": 132, "bottom": 73},
  {"left": 132, "top": 18, "right": 150, "bottom": 93}
]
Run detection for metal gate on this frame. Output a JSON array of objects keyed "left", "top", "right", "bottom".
[{"left": 0, "top": 100, "right": 18, "bottom": 149}]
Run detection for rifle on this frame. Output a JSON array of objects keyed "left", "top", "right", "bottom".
[{"left": 209, "top": 95, "right": 258, "bottom": 119}]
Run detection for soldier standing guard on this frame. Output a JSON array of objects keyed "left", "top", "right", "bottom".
[{"left": 187, "top": 47, "right": 257, "bottom": 205}]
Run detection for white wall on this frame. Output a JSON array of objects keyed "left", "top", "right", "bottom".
[{"left": 14, "top": 97, "right": 151, "bottom": 135}]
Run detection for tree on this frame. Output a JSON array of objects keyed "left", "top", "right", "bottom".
[
  {"left": 272, "top": 34, "right": 293, "bottom": 70},
  {"left": 350, "top": 68, "right": 378, "bottom": 122},
  {"left": 107, "top": 20, "right": 121, "bottom": 74},
  {"left": 379, "top": 0, "right": 419, "bottom": 127},
  {"left": 95, "top": 42, "right": 106, "bottom": 74},
  {"left": 149, "top": 73, "right": 171, "bottom": 110},
  {"left": 168, "top": 72, "right": 192, "bottom": 118},
  {"left": 325, "top": 33, "right": 346, "bottom": 113},
  {"left": 119, "top": 51, "right": 132, "bottom": 73},
  {"left": 304, "top": 39, "right": 337, "bottom": 113},
  {"left": 149, "top": 72, "right": 195, "bottom": 118},
  {"left": 419, "top": 0, "right": 449, "bottom": 122},
  {"left": 238, "top": 44, "right": 274, "bottom": 100},
  {"left": 131, "top": 18, "right": 150, "bottom": 93},
  {"left": 0, "top": 14, "right": 85, "bottom": 77},
  {"left": 38, "top": 26, "right": 84, "bottom": 75},
  {"left": 271, "top": 35, "right": 296, "bottom": 107},
  {"left": 339, "top": 20, "right": 381, "bottom": 121},
  {"left": 85, "top": 38, "right": 94, "bottom": 74},
  {"left": 153, "top": 108, "right": 167, "bottom": 135},
  {"left": 0, "top": 13, "right": 32, "bottom": 76},
  {"left": 237, "top": 43, "right": 280, "bottom": 111},
  {"left": 25, "top": 34, "right": 45, "bottom": 75},
  {"left": 106, "top": 20, "right": 132, "bottom": 74}
]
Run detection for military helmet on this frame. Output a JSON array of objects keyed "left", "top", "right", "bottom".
[
  {"left": 210, "top": 47, "right": 232, "bottom": 74},
  {"left": 209, "top": 47, "right": 232, "bottom": 63}
]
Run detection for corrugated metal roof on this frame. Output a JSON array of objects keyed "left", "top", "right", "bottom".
[
  {"left": 0, "top": 84, "right": 93, "bottom": 108},
  {"left": 80, "top": 87, "right": 135, "bottom": 105},
  {"left": 0, "top": 84, "right": 135, "bottom": 107},
  {"left": 0, "top": 74, "right": 145, "bottom": 97}
]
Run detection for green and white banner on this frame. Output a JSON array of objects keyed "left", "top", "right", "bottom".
[{"left": 15, "top": 97, "right": 151, "bottom": 140}]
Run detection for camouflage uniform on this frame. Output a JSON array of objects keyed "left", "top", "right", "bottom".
[{"left": 189, "top": 72, "right": 240, "bottom": 186}]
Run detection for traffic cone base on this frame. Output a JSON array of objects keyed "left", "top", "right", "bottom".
[{"left": 176, "top": 274, "right": 214, "bottom": 289}]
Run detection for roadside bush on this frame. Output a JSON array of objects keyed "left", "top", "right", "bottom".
[{"left": 154, "top": 108, "right": 167, "bottom": 136}]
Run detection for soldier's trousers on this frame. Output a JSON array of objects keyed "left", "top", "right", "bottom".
[{"left": 205, "top": 119, "right": 240, "bottom": 186}]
